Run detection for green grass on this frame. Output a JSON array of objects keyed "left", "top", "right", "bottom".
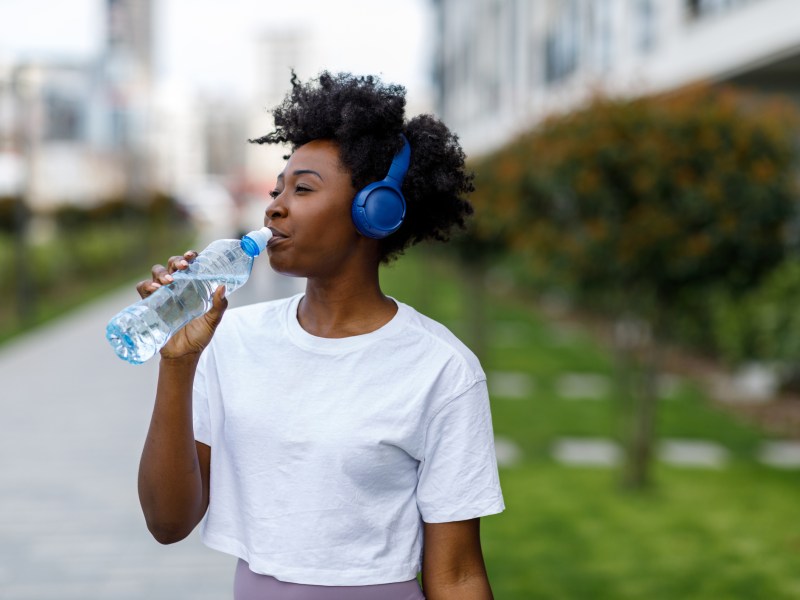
[
  {"left": 485, "top": 465, "right": 800, "bottom": 599},
  {"left": 381, "top": 246, "right": 800, "bottom": 599}
]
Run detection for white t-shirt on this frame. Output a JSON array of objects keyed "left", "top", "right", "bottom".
[{"left": 192, "top": 293, "right": 505, "bottom": 586}]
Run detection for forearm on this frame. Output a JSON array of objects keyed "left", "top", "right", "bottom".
[
  {"left": 422, "top": 572, "right": 494, "bottom": 600},
  {"left": 138, "top": 355, "right": 206, "bottom": 543},
  {"left": 421, "top": 519, "right": 494, "bottom": 600}
]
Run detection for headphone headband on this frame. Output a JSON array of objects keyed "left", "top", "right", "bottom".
[{"left": 386, "top": 135, "right": 411, "bottom": 184}]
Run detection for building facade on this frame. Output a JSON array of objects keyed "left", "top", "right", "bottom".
[
  {"left": 0, "top": 0, "right": 155, "bottom": 210},
  {"left": 432, "top": 0, "right": 800, "bottom": 156}
]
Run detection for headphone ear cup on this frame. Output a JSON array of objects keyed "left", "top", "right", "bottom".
[{"left": 351, "top": 182, "right": 406, "bottom": 239}]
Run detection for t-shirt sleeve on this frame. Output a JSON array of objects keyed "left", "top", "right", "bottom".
[
  {"left": 192, "top": 350, "right": 212, "bottom": 446},
  {"left": 416, "top": 379, "right": 505, "bottom": 523}
]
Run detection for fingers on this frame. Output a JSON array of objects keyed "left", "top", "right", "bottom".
[
  {"left": 136, "top": 278, "right": 162, "bottom": 299},
  {"left": 151, "top": 263, "right": 173, "bottom": 285},
  {"left": 202, "top": 286, "right": 229, "bottom": 333},
  {"left": 166, "top": 250, "right": 198, "bottom": 274},
  {"left": 208, "top": 285, "right": 229, "bottom": 317},
  {"left": 135, "top": 250, "right": 197, "bottom": 298}
]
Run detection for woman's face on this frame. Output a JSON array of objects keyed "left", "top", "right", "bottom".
[{"left": 263, "top": 139, "right": 363, "bottom": 278}]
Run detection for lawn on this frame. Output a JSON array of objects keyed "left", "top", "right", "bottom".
[{"left": 381, "top": 246, "right": 800, "bottom": 599}]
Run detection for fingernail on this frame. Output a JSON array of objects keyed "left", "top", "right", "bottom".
[{"left": 165, "top": 274, "right": 173, "bottom": 282}]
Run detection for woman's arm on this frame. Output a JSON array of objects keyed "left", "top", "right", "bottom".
[
  {"left": 137, "top": 355, "right": 211, "bottom": 544},
  {"left": 136, "top": 254, "right": 226, "bottom": 544},
  {"left": 421, "top": 518, "right": 494, "bottom": 600}
]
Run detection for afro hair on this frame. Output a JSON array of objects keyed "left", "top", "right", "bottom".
[{"left": 249, "top": 71, "right": 474, "bottom": 263}]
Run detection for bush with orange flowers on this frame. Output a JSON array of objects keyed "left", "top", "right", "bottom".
[
  {"left": 468, "top": 83, "right": 800, "bottom": 334},
  {"left": 464, "top": 84, "right": 800, "bottom": 487}
]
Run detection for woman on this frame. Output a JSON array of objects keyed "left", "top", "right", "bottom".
[{"left": 136, "top": 71, "right": 504, "bottom": 599}]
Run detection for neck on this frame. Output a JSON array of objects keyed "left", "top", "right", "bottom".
[{"left": 299, "top": 269, "right": 396, "bottom": 338}]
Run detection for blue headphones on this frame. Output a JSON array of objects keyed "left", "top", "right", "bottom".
[{"left": 351, "top": 134, "right": 410, "bottom": 239}]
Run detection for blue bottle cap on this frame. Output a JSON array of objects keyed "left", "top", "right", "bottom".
[{"left": 240, "top": 227, "right": 273, "bottom": 257}]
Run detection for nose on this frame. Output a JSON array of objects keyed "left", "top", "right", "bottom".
[{"left": 264, "top": 195, "right": 287, "bottom": 224}]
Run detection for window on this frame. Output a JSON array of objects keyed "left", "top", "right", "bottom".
[
  {"left": 589, "top": 0, "right": 614, "bottom": 72},
  {"left": 44, "top": 92, "right": 83, "bottom": 142},
  {"left": 544, "top": 0, "right": 581, "bottom": 84},
  {"left": 636, "top": 0, "right": 657, "bottom": 53},
  {"left": 687, "top": 0, "right": 755, "bottom": 20}
]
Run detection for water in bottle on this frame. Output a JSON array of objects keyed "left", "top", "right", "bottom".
[{"left": 106, "top": 227, "right": 273, "bottom": 364}]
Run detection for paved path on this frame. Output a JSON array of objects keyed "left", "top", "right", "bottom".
[{"left": 0, "top": 263, "right": 302, "bottom": 599}]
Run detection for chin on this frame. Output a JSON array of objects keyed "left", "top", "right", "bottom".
[{"left": 267, "top": 256, "right": 307, "bottom": 279}]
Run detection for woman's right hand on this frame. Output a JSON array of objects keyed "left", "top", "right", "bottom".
[{"left": 135, "top": 250, "right": 229, "bottom": 360}]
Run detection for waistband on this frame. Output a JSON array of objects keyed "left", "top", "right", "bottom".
[{"left": 233, "top": 559, "right": 426, "bottom": 600}]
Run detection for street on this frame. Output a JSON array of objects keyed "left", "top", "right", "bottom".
[{"left": 0, "top": 261, "right": 303, "bottom": 599}]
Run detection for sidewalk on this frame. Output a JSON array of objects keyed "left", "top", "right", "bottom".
[{"left": 0, "top": 264, "right": 303, "bottom": 599}]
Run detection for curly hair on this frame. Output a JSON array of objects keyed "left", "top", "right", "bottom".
[{"left": 249, "top": 71, "right": 474, "bottom": 263}]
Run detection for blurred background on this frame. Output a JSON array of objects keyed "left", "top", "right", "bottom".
[{"left": 3, "top": 0, "right": 800, "bottom": 598}]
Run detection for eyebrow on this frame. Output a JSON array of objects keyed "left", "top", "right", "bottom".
[{"left": 276, "top": 169, "right": 324, "bottom": 182}]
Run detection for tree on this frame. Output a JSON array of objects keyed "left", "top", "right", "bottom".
[{"left": 469, "top": 84, "right": 800, "bottom": 487}]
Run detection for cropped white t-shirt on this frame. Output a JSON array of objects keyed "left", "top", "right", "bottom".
[{"left": 192, "top": 293, "right": 505, "bottom": 586}]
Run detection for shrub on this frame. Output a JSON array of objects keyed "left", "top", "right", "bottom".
[
  {"left": 470, "top": 83, "right": 800, "bottom": 323},
  {"left": 0, "top": 196, "right": 29, "bottom": 234},
  {"left": 710, "top": 258, "right": 800, "bottom": 383},
  {"left": 467, "top": 83, "right": 800, "bottom": 488}
]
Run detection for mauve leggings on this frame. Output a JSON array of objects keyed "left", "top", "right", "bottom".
[{"left": 234, "top": 559, "right": 426, "bottom": 600}]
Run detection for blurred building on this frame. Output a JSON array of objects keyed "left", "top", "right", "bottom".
[
  {"left": 102, "top": 0, "right": 154, "bottom": 202},
  {"left": 0, "top": 59, "right": 111, "bottom": 207},
  {"left": 432, "top": 0, "right": 800, "bottom": 156},
  {"left": 0, "top": 58, "right": 128, "bottom": 208},
  {"left": 0, "top": 0, "right": 155, "bottom": 211},
  {"left": 245, "top": 32, "right": 309, "bottom": 190},
  {"left": 238, "top": 31, "right": 310, "bottom": 231}
]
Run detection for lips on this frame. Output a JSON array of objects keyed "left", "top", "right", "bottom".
[{"left": 267, "top": 227, "right": 289, "bottom": 246}]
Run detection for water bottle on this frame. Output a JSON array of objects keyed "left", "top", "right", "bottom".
[{"left": 106, "top": 227, "right": 273, "bottom": 364}]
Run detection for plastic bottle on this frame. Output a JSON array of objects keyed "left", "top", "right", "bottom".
[{"left": 106, "top": 227, "right": 273, "bottom": 364}]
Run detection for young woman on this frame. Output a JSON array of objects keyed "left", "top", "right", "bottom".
[{"left": 136, "top": 71, "right": 504, "bottom": 599}]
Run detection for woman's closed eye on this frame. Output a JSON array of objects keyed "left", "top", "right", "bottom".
[{"left": 269, "top": 185, "right": 312, "bottom": 199}]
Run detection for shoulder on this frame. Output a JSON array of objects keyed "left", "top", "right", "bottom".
[{"left": 395, "top": 301, "right": 485, "bottom": 383}]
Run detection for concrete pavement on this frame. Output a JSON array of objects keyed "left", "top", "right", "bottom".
[{"left": 0, "top": 262, "right": 303, "bottom": 599}]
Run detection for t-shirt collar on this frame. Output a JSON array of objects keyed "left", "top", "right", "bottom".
[{"left": 285, "top": 293, "right": 409, "bottom": 354}]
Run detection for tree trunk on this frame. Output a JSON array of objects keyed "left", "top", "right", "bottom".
[
  {"left": 615, "top": 314, "right": 660, "bottom": 489},
  {"left": 460, "top": 257, "right": 489, "bottom": 364}
]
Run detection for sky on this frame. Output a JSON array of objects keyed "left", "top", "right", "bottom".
[{"left": 0, "top": 0, "right": 435, "bottom": 107}]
